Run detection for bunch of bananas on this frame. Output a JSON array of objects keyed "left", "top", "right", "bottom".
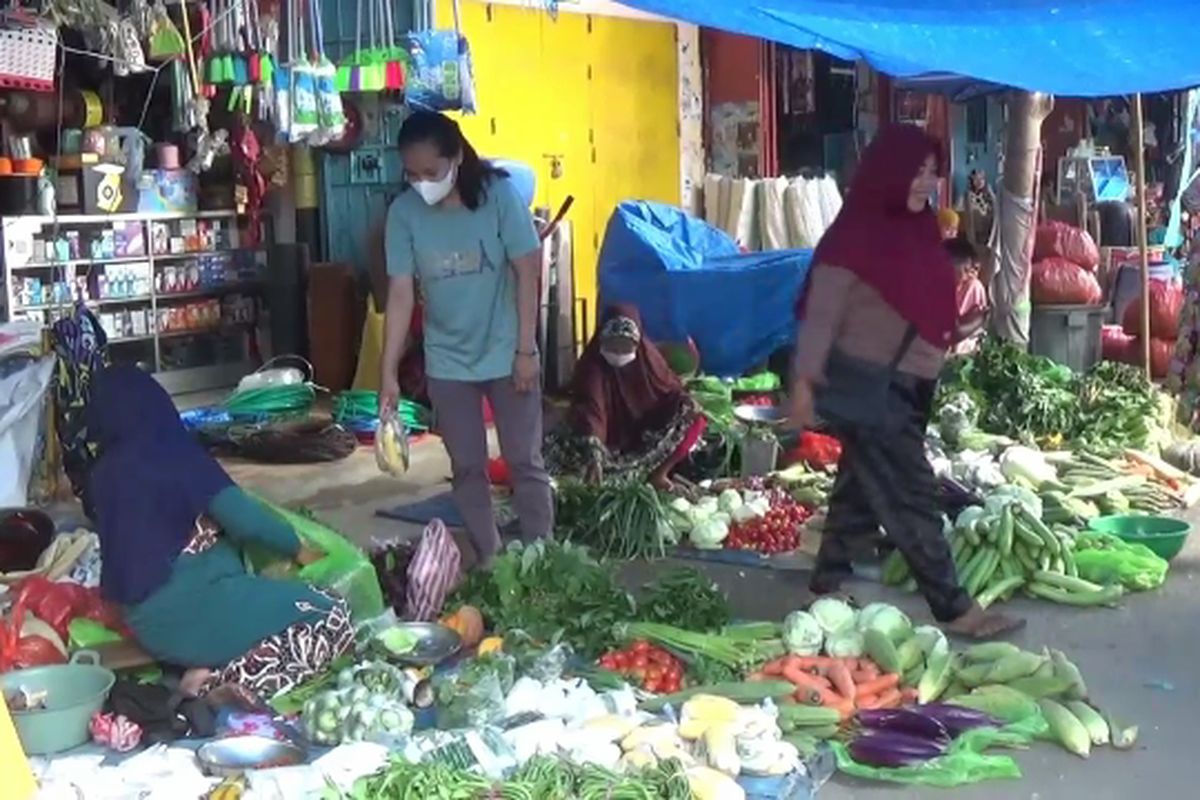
[{"left": 375, "top": 414, "right": 410, "bottom": 476}]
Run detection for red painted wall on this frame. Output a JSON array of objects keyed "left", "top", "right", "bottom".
[{"left": 702, "top": 29, "right": 763, "bottom": 104}]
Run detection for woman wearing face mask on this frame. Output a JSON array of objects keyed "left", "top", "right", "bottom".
[
  {"left": 786, "top": 124, "right": 1022, "bottom": 639},
  {"left": 380, "top": 111, "right": 552, "bottom": 567},
  {"left": 545, "top": 305, "right": 706, "bottom": 489}
]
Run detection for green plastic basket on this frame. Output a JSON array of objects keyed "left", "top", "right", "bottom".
[
  {"left": 1087, "top": 514, "right": 1191, "bottom": 561},
  {"left": 1, "top": 650, "right": 115, "bottom": 755}
]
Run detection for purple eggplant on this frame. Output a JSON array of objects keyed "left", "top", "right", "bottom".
[
  {"left": 855, "top": 709, "right": 949, "bottom": 743},
  {"left": 848, "top": 731, "right": 947, "bottom": 767},
  {"left": 915, "top": 703, "right": 1000, "bottom": 736}
]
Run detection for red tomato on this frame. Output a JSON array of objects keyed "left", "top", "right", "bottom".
[
  {"left": 646, "top": 665, "right": 664, "bottom": 682},
  {"left": 612, "top": 652, "right": 630, "bottom": 670},
  {"left": 643, "top": 677, "right": 661, "bottom": 693},
  {"left": 630, "top": 667, "right": 647, "bottom": 682},
  {"left": 598, "top": 654, "right": 617, "bottom": 670},
  {"left": 631, "top": 654, "right": 650, "bottom": 670}
]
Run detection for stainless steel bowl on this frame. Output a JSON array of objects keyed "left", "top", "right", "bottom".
[
  {"left": 734, "top": 404, "right": 786, "bottom": 427},
  {"left": 196, "top": 735, "right": 307, "bottom": 777},
  {"left": 385, "top": 622, "right": 462, "bottom": 666}
]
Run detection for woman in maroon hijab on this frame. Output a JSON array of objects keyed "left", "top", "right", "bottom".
[
  {"left": 546, "top": 305, "right": 705, "bottom": 488},
  {"left": 787, "top": 124, "right": 1021, "bottom": 639}
]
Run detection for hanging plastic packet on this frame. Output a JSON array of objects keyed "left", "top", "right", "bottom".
[
  {"left": 309, "top": 0, "right": 346, "bottom": 144},
  {"left": 289, "top": 0, "right": 319, "bottom": 141},
  {"left": 375, "top": 411, "right": 410, "bottom": 476},
  {"left": 403, "top": 0, "right": 477, "bottom": 113}
]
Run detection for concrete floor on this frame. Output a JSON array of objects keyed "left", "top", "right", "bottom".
[{"left": 232, "top": 435, "right": 1190, "bottom": 798}]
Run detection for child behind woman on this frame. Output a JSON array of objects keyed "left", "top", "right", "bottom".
[{"left": 947, "top": 237, "right": 988, "bottom": 355}]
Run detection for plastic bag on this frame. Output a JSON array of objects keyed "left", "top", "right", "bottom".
[
  {"left": 12, "top": 575, "right": 124, "bottom": 640},
  {"left": 375, "top": 413, "right": 410, "bottom": 476},
  {"left": 253, "top": 498, "right": 385, "bottom": 624},
  {"left": 1033, "top": 220, "right": 1100, "bottom": 270},
  {"left": 1075, "top": 532, "right": 1169, "bottom": 591},
  {"left": 1122, "top": 278, "right": 1184, "bottom": 339},
  {"left": 1031, "top": 258, "right": 1103, "bottom": 305},
  {"left": 433, "top": 655, "right": 515, "bottom": 729},
  {"left": 830, "top": 715, "right": 1045, "bottom": 788},
  {"left": 404, "top": 519, "right": 461, "bottom": 622},
  {"left": 403, "top": 30, "right": 478, "bottom": 113}
]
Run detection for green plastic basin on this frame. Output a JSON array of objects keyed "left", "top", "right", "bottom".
[
  {"left": 1, "top": 650, "right": 115, "bottom": 755},
  {"left": 1087, "top": 514, "right": 1191, "bottom": 561}
]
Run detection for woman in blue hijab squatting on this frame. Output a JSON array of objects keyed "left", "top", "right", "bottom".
[{"left": 87, "top": 365, "right": 353, "bottom": 698}]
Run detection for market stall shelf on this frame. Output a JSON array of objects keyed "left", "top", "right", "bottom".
[{"left": 0, "top": 210, "right": 262, "bottom": 394}]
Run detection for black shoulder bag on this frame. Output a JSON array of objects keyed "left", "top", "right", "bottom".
[{"left": 814, "top": 324, "right": 919, "bottom": 432}]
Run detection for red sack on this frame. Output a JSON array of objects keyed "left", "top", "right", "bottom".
[
  {"left": 1100, "top": 325, "right": 1135, "bottom": 363},
  {"left": 1031, "top": 258, "right": 1103, "bottom": 306},
  {"left": 1121, "top": 278, "right": 1184, "bottom": 339},
  {"left": 1134, "top": 337, "right": 1177, "bottom": 379},
  {"left": 1034, "top": 220, "right": 1100, "bottom": 270}
]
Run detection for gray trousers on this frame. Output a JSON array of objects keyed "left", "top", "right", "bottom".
[{"left": 427, "top": 376, "right": 554, "bottom": 562}]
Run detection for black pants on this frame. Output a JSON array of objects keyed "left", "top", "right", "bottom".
[{"left": 812, "top": 377, "right": 972, "bottom": 623}]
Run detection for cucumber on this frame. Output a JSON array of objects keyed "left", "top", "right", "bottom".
[
  {"left": 777, "top": 704, "right": 842, "bottom": 727},
  {"left": 637, "top": 680, "right": 797, "bottom": 712},
  {"left": 998, "top": 505, "right": 1014, "bottom": 557}
]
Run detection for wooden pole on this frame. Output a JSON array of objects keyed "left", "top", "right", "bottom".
[{"left": 1133, "top": 93, "right": 1152, "bottom": 379}]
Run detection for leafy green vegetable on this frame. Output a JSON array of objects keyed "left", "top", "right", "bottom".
[
  {"left": 637, "top": 567, "right": 732, "bottom": 632},
  {"left": 938, "top": 339, "right": 1160, "bottom": 450},
  {"left": 447, "top": 540, "right": 636, "bottom": 658},
  {"left": 554, "top": 480, "right": 670, "bottom": 560}
]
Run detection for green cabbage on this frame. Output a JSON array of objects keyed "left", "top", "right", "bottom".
[
  {"left": 717, "top": 488, "right": 743, "bottom": 513},
  {"left": 809, "top": 597, "right": 857, "bottom": 635},
  {"left": 782, "top": 610, "right": 824, "bottom": 656},
  {"left": 824, "top": 630, "right": 865, "bottom": 658},
  {"left": 856, "top": 603, "right": 912, "bottom": 643}
]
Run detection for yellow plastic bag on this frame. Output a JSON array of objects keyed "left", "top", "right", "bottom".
[{"left": 352, "top": 297, "right": 385, "bottom": 392}]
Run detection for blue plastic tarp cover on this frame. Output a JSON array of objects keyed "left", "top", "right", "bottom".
[
  {"left": 616, "top": 0, "right": 1200, "bottom": 96},
  {"left": 597, "top": 201, "right": 810, "bottom": 378}
]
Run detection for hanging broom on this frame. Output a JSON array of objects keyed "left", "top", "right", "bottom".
[
  {"left": 382, "top": 0, "right": 405, "bottom": 92},
  {"left": 148, "top": 0, "right": 186, "bottom": 61},
  {"left": 336, "top": 0, "right": 365, "bottom": 92}
]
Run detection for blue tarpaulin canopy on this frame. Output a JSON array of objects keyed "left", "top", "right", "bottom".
[{"left": 617, "top": 0, "right": 1200, "bottom": 96}]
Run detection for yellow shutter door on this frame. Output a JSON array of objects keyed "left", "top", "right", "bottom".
[{"left": 437, "top": 1, "right": 680, "bottom": 338}]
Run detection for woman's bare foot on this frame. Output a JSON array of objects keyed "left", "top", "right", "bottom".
[
  {"left": 649, "top": 468, "right": 674, "bottom": 492},
  {"left": 179, "top": 668, "right": 214, "bottom": 698},
  {"left": 943, "top": 602, "right": 1025, "bottom": 640}
]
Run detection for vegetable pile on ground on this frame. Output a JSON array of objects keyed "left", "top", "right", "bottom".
[
  {"left": 938, "top": 339, "right": 1162, "bottom": 451},
  {"left": 597, "top": 640, "right": 686, "bottom": 694},
  {"left": 555, "top": 480, "right": 672, "bottom": 560},
  {"left": 892, "top": 444, "right": 1178, "bottom": 607},
  {"left": 667, "top": 481, "right": 813, "bottom": 555}
]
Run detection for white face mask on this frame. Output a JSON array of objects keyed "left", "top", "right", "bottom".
[
  {"left": 602, "top": 351, "right": 636, "bottom": 368},
  {"left": 412, "top": 162, "right": 458, "bottom": 206}
]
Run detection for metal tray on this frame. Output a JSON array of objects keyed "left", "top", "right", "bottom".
[
  {"left": 384, "top": 622, "right": 462, "bottom": 666},
  {"left": 734, "top": 404, "right": 785, "bottom": 427},
  {"left": 196, "top": 735, "right": 307, "bottom": 777}
]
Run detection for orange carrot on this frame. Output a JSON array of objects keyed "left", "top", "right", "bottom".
[
  {"left": 852, "top": 661, "right": 880, "bottom": 683},
  {"left": 793, "top": 656, "right": 835, "bottom": 673},
  {"left": 899, "top": 687, "right": 919, "bottom": 705},
  {"left": 745, "top": 671, "right": 768, "bottom": 682},
  {"left": 875, "top": 688, "right": 903, "bottom": 709},
  {"left": 783, "top": 665, "right": 843, "bottom": 706},
  {"left": 856, "top": 692, "right": 881, "bottom": 710},
  {"left": 793, "top": 687, "right": 824, "bottom": 706},
  {"left": 832, "top": 698, "right": 856, "bottom": 721},
  {"left": 856, "top": 672, "right": 901, "bottom": 697},
  {"left": 827, "top": 660, "right": 856, "bottom": 702},
  {"left": 762, "top": 659, "right": 785, "bottom": 677}
]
